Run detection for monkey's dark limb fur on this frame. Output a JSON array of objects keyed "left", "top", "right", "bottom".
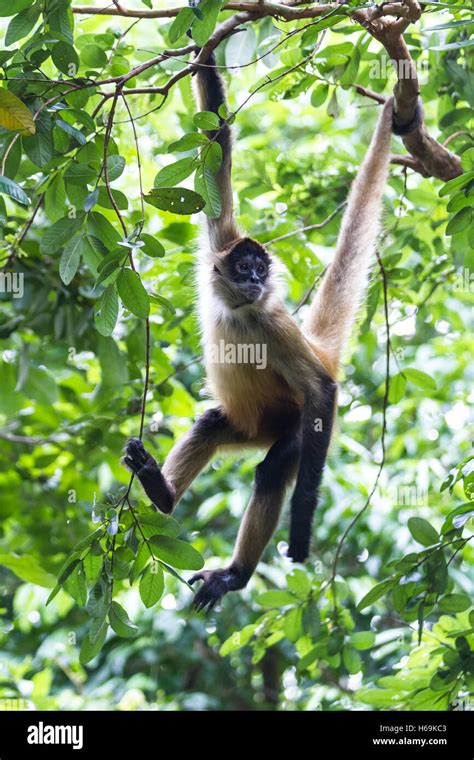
[
  {"left": 392, "top": 97, "right": 423, "bottom": 136},
  {"left": 288, "top": 377, "right": 337, "bottom": 563},
  {"left": 123, "top": 438, "right": 174, "bottom": 514},
  {"left": 193, "top": 45, "right": 239, "bottom": 249}
]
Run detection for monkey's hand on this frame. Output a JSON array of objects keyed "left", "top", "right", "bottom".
[
  {"left": 122, "top": 437, "right": 174, "bottom": 514},
  {"left": 189, "top": 565, "right": 248, "bottom": 613}
]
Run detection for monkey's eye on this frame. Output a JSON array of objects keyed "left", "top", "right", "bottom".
[
  {"left": 256, "top": 264, "right": 266, "bottom": 276},
  {"left": 237, "top": 262, "right": 249, "bottom": 272}
]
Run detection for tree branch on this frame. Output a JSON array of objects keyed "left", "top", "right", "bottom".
[
  {"left": 353, "top": 2, "right": 462, "bottom": 181},
  {"left": 69, "top": 1, "right": 464, "bottom": 181}
]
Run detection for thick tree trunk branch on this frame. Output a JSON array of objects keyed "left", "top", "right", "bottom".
[
  {"left": 72, "top": 0, "right": 463, "bottom": 181},
  {"left": 353, "top": 4, "right": 462, "bottom": 180}
]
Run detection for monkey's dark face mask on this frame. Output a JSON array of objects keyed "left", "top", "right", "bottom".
[{"left": 214, "top": 238, "right": 271, "bottom": 308}]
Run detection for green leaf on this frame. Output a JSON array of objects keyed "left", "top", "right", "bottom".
[
  {"left": 408, "top": 517, "right": 439, "bottom": 547},
  {"left": 429, "top": 39, "right": 474, "bottom": 51},
  {"left": 5, "top": 5, "right": 40, "bottom": 45},
  {"left": 403, "top": 368, "right": 437, "bottom": 391},
  {"left": 140, "top": 233, "right": 165, "bottom": 258},
  {"left": 225, "top": 26, "right": 256, "bottom": 67},
  {"left": 51, "top": 41, "right": 80, "bottom": 75},
  {"left": 191, "top": 0, "right": 223, "bottom": 46},
  {"left": 117, "top": 268, "right": 150, "bottom": 319},
  {"left": 145, "top": 187, "right": 206, "bottom": 215},
  {"left": 446, "top": 207, "right": 473, "bottom": 236},
  {"left": 350, "top": 631, "right": 376, "bottom": 650},
  {"left": 106, "top": 155, "right": 126, "bottom": 182},
  {"left": 388, "top": 372, "right": 407, "bottom": 403},
  {"left": 438, "top": 593, "right": 472, "bottom": 612},
  {"left": 64, "top": 561, "right": 88, "bottom": 606},
  {"left": 23, "top": 111, "right": 53, "bottom": 168},
  {"left": 137, "top": 512, "right": 180, "bottom": 538},
  {"left": 343, "top": 646, "right": 362, "bottom": 674},
  {"left": 95, "top": 284, "right": 119, "bottom": 336},
  {"left": 59, "top": 233, "right": 83, "bottom": 285},
  {"left": 284, "top": 606, "right": 303, "bottom": 642},
  {"left": 0, "top": 175, "right": 30, "bottom": 205},
  {"left": 87, "top": 212, "right": 121, "bottom": 250},
  {"left": 139, "top": 563, "right": 164, "bottom": 607},
  {"left": 310, "top": 83, "right": 329, "bottom": 108},
  {"left": 195, "top": 165, "right": 221, "bottom": 218},
  {"left": 439, "top": 171, "right": 474, "bottom": 197},
  {"left": 64, "top": 162, "right": 98, "bottom": 186},
  {"left": 79, "top": 621, "right": 108, "bottom": 665},
  {"left": 40, "top": 213, "right": 85, "bottom": 254},
  {"left": 153, "top": 157, "right": 196, "bottom": 188},
  {"left": 24, "top": 365, "right": 58, "bottom": 405},
  {"left": 169, "top": 6, "right": 195, "bottom": 43},
  {"left": 108, "top": 601, "right": 139, "bottom": 638},
  {"left": 48, "top": 4, "right": 73, "bottom": 45},
  {"left": 0, "top": 0, "right": 34, "bottom": 16},
  {"left": 257, "top": 590, "right": 296, "bottom": 607},
  {"left": 219, "top": 624, "right": 256, "bottom": 656},
  {"left": 0, "top": 553, "right": 55, "bottom": 587},
  {"left": 55, "top": 118, "right": 86, "bottom": 146},
  {"left": 340, "top": 47, "right": 360, "bottom": 86},
  {"left": 357, "top": 579, "right": 395, "bottom": 611},
  {"left": 0, "top": 87, "right": 35, "bottom": 134},
  {"left": 169, "top": 133, "right": 209, "bottom": 152},
  {"left": 286, "top": 568, "right": 311, "bottom": 598},
  {"left": 194, "top": 111, "right": 220, "bottom": 131},
  {"left": 150, "top": 536, "right": 204, "bottom": 570},
  {"left": 81, "top": 44, "right": 108, "bottom": 68}
]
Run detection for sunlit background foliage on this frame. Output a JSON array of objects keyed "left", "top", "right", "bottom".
[{"left": 0, "top": 0, "right": 472, "bottom": 711}]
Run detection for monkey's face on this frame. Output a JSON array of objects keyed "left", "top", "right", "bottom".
[{"left": 214, "top": 238, "right": 271, "bottom": 308}]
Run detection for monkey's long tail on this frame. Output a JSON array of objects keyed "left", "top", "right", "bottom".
[{"left": 302, "top": 97, "right": 394, "bottom": 367}]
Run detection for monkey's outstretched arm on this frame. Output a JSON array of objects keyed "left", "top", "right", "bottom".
[
  {"left": 123, "top": 408, "right": 243, "bottom": 513},
  {"left": 193, "top": 49, "right": 240, "bottom": 250}
]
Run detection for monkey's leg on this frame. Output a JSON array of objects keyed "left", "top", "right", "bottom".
[
  {"left": 288, "top": 378, "right": 337, "bottom": 563},
  {"left": 123, "top": 408, "right": 243, "bottom": 514},
  {"left": 190, "top": 433, "right": 301, "bottom": 612}
]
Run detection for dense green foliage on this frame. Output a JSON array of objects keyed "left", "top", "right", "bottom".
[{"left": 0, "top": 0, "right": 472, "bottom": 710}]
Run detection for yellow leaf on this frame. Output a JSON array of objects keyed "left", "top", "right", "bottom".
[{"left": 0, "top": 88, "right": 35, "bottom": 135}]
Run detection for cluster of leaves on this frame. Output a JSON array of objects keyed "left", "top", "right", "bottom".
[
  {"left": 46, "top": 498, "right": 203, "bottom": 665},
  {"left": 221, "top": 480, "right": 473, "bottom": 707}
]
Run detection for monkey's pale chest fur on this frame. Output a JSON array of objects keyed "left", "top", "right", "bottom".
[{"left": 201, "top": 304, "right": 301, "bottom": 440}]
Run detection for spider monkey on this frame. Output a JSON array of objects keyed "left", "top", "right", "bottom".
[{"left": 123, "top": 41, "right": 422, "bottom": 612}]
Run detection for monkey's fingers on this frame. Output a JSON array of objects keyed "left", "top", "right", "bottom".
[
  {"left": 188, "top": 571, "right": 207, "bottom": 586},
  {"left": 122, "top": 455, "right": 138, "bottom": 474},
  {"left": 192, "top": 584, "right": 221, "bottom": 613},
  {"left": 126, "top": 437, "right": 152, "bottom": 468}
]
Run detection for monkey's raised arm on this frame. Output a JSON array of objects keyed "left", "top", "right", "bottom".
[{"left": 193, "top": 50, "right": 240, "bottom": 250}]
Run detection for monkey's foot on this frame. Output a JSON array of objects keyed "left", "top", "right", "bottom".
[
  {"left": 189, "top": 566, "right": 247, "bottom": 613},
  {"left": 287, "top": 537, "right": 310, "bottom": 564},
  {"left": 122, "top": 437, "right": 174, "bottom": 514}
]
